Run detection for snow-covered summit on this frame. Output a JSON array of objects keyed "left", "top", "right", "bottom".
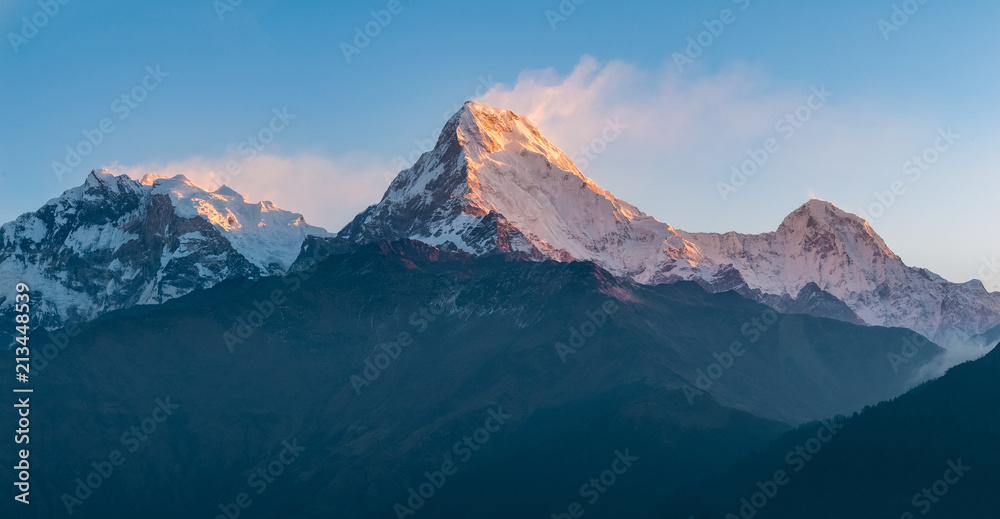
[
  {"left": 0, "top": 169, "right": 330, "bottom": 327},
  {"left": 340, "top": 102, "right": 1000, "bottom": 345},
  {"left": 341, "top": 101, "right": 701, "bottom": 273}
]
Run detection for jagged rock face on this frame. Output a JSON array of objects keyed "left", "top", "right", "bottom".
[
  {"left": 339, "top": 102, "right": 1000, "bottom": 346},
  {"left": 0, "top": 170, "right": 329, "bottom": 328}
]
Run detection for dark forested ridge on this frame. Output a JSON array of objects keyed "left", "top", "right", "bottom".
[
  {"left": 663, "top": 343, "right": 1000, "bottom": 518},
  {"left": 0, "top": 240, "right": 954, "bottom": 518}
]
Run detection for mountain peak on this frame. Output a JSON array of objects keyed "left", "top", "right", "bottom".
[
  {"left": 785, "top": 198, "right": 861, "bottom": 225},
  {"left": 777, "top": 198, "right": 896, "bottom": 258},
  {"left": 83, "top": 168, "right": 139, "bottom": 196},
  {"left": 339, "top": 105, "right": 1000, "bottom": 345},
  {"left": 84, "top": 168, "right": 117, "bottom": 189},
  {"left": 447, "top": 101, "right": 580, "bottom": 174},
  {"left": 1, "top": 167, "right": 331, "bottom": 328},
  {"left": 87, "top": 168, "right": 115, "bottom": 181},
  {"left": 214, "top": 184, "right": 244, "bottom": 199},
  {"left": 341, "top": 102, "right": 659, "bottom": 263}
]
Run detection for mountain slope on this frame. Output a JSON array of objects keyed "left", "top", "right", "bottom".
[
  {"left": 664, "top": 343, "right": 1000, "bottom": 518},
  {"left": 0, "top": 169, "right": 329, "bottom": 327},
  {"left": 340, "top": 101, "right": 1000, "bottom": 346},
  {"left": 3, "top": 240, "right": 944, "bottom": 518}
]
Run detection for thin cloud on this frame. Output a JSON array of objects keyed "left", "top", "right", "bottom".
[
  {"left": 475, "top": 56, "right": 936, "bottom": 231},
  {"left": 476, "top": 56, "right": 797, "bottom": 160}
]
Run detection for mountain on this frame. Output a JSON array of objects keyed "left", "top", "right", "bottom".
[
  {"left": 664, "top": 342, "right": 1000, "bottom": 518},
  {"left": 681, "top": 201, "right": 1000, "bottom": 349},
  {"left": 0, "top": 169, "right": 329, "bottom": 328},
  {"left": 3, "top": 240, "right": 944, "bottom": 518},
  {"left": 339, "top": 101, "right": 1000, "bottom": 348},
  {"left": 5, "top": 103, "right": 995, "bottom": 347}
]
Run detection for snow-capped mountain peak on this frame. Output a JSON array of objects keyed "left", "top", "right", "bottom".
[
  {"left": 0, "top": 169, "right": 330, "bottom": 328},
  {"left": 340, "top": 102, "right": 1000, "bottom": 346},
  {"left": 213, "top": 184, "right": 245, "bottom": 200},
  {"left": 342, "top": 101, "right": 688, "bottom": 269},
  {"left": 776, "top": 199, "right": 898, "bottom": 260}
]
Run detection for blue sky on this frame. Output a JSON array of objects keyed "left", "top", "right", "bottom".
[{"left": 2, "top": 0, "right": 998, "bottom": 289}]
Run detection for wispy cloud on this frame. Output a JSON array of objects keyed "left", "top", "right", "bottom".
[
  {"left": 475, "top": 56, "right": 935, "bottom": 228},
  {"left": 474, "top": 56, "right": 1000, "bottom": 289},
  {"left": 476, "top": 56, "right": 799, "bottom": 162}
]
